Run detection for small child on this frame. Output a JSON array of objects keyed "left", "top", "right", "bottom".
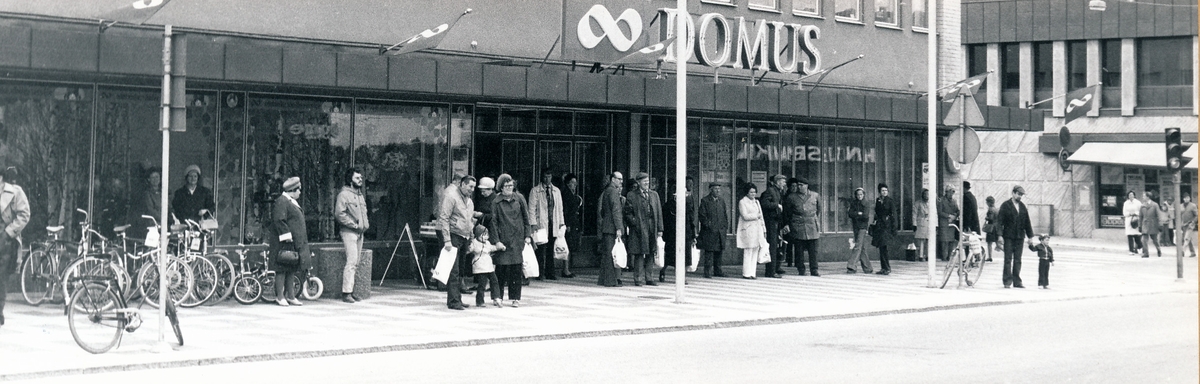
[
  {"left": 1027, "top": 234, "right": 1055, "bottom": 289},
  {"left": 469, "top": 225, "right": 505, "bottom": 308}
]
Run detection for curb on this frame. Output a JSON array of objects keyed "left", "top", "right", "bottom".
[{"left": 2, "top": 289, "right": 1190, "bottom": 381}]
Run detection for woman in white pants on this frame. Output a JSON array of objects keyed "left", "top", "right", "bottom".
[{"left": 736, "top": 183, "right": 766, "bottom": 279}]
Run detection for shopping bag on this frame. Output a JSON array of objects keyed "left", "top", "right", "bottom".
[
  {"left": 654, "top": 237, "right": 665, "bottom": 268},
  {"left": 612, "top": 237, "right": 628, "bottom": 269},
  {"left": 533, "top": 227, "right": 549, "bottom": 245},
  {"left": 756, "top": 233, "right": 772, "bottom": 264},
  {"left": 145, "top": 227, "right": 159, "bottom": 248},
  {"left": 687, "top": 247, "right": 700, "bottom": 272},
  {"left": 431, "top": 245, "right": 458, "bottom": 285},
  {"left": 522, "top": 243, "right": 540, "bottom": 278},
  {"left": 553, "top": 236, "right": 569, "bottom": 260}
]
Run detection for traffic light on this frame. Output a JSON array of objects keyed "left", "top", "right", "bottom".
[{"left": 1164, "top": 127, "right": 1189, "bottom": 172}]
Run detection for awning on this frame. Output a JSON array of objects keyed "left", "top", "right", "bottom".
[{"left": 1066, "top": 142, "right": 1197, "bottom": 170}]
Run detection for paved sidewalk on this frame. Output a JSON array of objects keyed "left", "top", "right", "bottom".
[{"left": 1, "top": 246, "right": 1196, "bottom": 380}]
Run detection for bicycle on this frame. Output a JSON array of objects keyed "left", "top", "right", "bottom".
[
  {"left": 66, "top": 256, "right": 182, "bottom": 354},
  {"left": 940, "top": 224, "right": 987, "bottom": 289},
  {"left": 134, "top": 215, "right": 195, "bottom": 308},
  {"left": 175, "top": 219, "right": 219, "bottom": 308},
  {"left": 60, "top": 209, "right": 131, "bottom": 304},
  {"left": 180, "top": 213, "right": 236, "bottom": 305},
  {"left": 19, "top": 225, "right": 72, "bottom": 305},
  {"left": 289, "top": 265, "right": 323, "bottom": 301},
  {"left": 232, "top": 247, "right": 276, "bottom": 305}
]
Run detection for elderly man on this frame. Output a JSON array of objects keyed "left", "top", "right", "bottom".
[
  {"left": 624, "top": 172, "right": 663, "bottom": 286},
  {"left": 698, "top": 182, "right": 728, "bottom": 278},
  {"left": 597, "top": 172, "right": 625, "bottom": 287},
  {"left": 783, "top": 177, "right": 821, "bottom": 277},
  {"left": 0, "top": 165, "right": 30, "bottom": 326},
  {"left": 761, "top": 174, "right": 788, "bottom": 278},
  {"left": 937, "top": 184, "right": 960, "bottom": 262},
  {"left": 438, "top": 175, "right": 476, "bottom": 310}
]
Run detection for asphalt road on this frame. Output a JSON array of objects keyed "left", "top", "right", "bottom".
[{"left": 21, "top": 292, "right": 1199, "bottom": 384}]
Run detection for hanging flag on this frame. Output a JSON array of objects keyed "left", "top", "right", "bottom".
[
  {"left": 1062, "top": 84, "right": 1101, "bottom": 125},
  {"left": 381, "top": 9, "right": 472, "bottom": 56},
  {"left": 611, "top": 36, "right": 677, "bottom": 66},
  {"left": 96, "top": 0, "right": 173, "bottom": 25},
  {"left": 942, "top": 72, "right": 990, "bottom": 102}
]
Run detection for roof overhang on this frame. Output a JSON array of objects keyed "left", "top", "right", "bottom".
[{"left": 1066, "top": 142, "right": 1197, "bottom": 170}]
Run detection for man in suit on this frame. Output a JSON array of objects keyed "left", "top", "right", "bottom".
[
  {"left": 624, "top": 172, "right": 663, "bottom": 286},
  {"left": 597, "top": 172, "right": 625, "bottom": 287},
  {"left": 998, "top": 185, "right": 1035, "bottom": 288},
  {"left": 761, "top": 175, "right": 787, "bottom": 278},
  {"left": 783, "top": 177, "right": 822, "bottom": 277},
  {"left": 698, "top": 182, "right": 728, "bottom": 278}
]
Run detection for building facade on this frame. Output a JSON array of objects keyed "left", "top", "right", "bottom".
[{"left": 0, "top": 0, "right": 1039, "bottom": 274}]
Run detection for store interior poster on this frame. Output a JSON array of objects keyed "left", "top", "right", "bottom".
[{"left": 1100, "top": 166, "right": 1123, "bottom": 185}]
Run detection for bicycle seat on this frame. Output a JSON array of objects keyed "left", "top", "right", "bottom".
[
  {"left": 46, "top": 226, "right": 64, "bottom": 233},
  {"left": 170, "top": 224, "right": 189, "bottom": 232},
  {"left": 113, "top": 225, "right": 131, "bottom": 234}
]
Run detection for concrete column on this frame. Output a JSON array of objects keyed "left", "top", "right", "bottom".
[
  {"left": 987, "top": 43, "right": 1001, "bottom": 106},
  {"left": 1121, "top": 38, "right": 1136, "bottom": 116},
  {"left": 1087, "top": 40, "right": 1101, "bottom": 117},
  {"left": 1052, "top": 41, "right": 1067, "bottom": 117},
  {"left": 1019, "top": 42, "right": 1033, "bottom": 108}
]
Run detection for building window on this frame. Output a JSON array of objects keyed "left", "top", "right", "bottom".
[
  {"left": 1033, "top": 42, "right": 1053, "bottom": 90},
  {"left": 835, "top": 0, "right": 861, "bottom": 22},
  {"left": 749, "top": 0, "right": 778, "bottom": 11},
  {"left": 1138, "top": 37, "right": 1193, "bottom": 87},
  {"left": 1101, "top": 39, "right": 1121, "bottom": 87},
  {"left": 912, "top": 0, "right": 929, "bottom": 30},
  {"left": 794, "top": 0, "right": 821, "bottom": 16},
  {"left": 1068, "top": 40, "right": 1088, "bottom": 89},
  {"left": 1002, "top": 43, "right": 1020, "bottom": 90},
  {"left": 874, "top": 0, "right": 898, "bottom": 26},
  {"left": 968, "top": 45, "right": 989, "bottom": 87},
  {"left": 701, "top": 0, "right": 735, "bottom": 6}
]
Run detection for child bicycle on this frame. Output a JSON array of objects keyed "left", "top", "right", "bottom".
[
  {"left": 940, "top": 224, "right": 987, "bottom": 289},
  {"left": 231, "top": 247, "right": 322, "bottom": 304},
  {"left": 66, "top": 251, "right": 183, "bottom": 354}
]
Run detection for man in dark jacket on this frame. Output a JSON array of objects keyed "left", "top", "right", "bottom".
[
  {"left": 698, "top": 182, "right": 728, "bottom": 278},
  {"left": 624, "top": 172, "right": 663, "bottom": 286},
  {"left": 998, "top": 185, "right": 1034, "bottom": 288},
  {"left": 661, "top": 177, "right": 697, "bottom": 282},
  {"left": 761, "top": 175, "right": 787, "bottom": 278},
  {"left": 962, "top": 181, "right": 980, "bottom": 234},
  {"left": 783, "top": 177, "right": 822, "bottom": 277},
  {"left": 597, "top": 172, "right": 625, "bottom": 287},
  {"left": 936, "top": 184, "right": 960, "bottom": 261}
]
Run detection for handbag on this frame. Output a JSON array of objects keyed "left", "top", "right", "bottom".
[
  {"left": 553, "top": 236, "right": 569, "bottom": 261},
  {"left": 654, "top": 237, "right": 666, "bottom": 268},
  {"left": 982, "top": 220, "right": 996, "bottom": 234},
  {"left": 199, "top": 212, "right": 219, "bottom": 231},
  {"left": 612, "top": 237, "right": 628, "bottom": 269},
  {"left": 1129, "top": 215, "right": 1140, "bottom": 229},
  {"left": 277, "top": 242, "right": 300, "bottom": 266},
  {"left": 522, "top": 243, "right": 540, "bottom": 278},
  {"left": 431, "top": 244, "right": 458, "bottom": 284}
]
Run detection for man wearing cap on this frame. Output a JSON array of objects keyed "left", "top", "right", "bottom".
[
  {"left": 783, "top": 177, "right": 822, "bottom": 276},
  {"left": 936, "top": 184, "right": 960, "bottom": 262},
  {"left": 597, "top": 172, "right": 626, "bottom": 287},
  {"left": 0, "top": 164, "right": 30, "bottom": 326},
  {"left": 529, "top": 168, "right": 566, "bottom": 280},
  {"left": 438, "top": 175, "right": 476, "bottom": 309},
  {"left": 171, "top": 164, "right": 215, "bottom": 224},
  {"left": 624, "top": 172, "right": 663, "bottom": 286},
  {"left": 334, "top": 167, "right": 369, "bottom": 303},
  {"left": 997, "top": 185, "right": 1034, "bottom": 288},
  {"left": 698, "top": 182, "right": 728, "bottom": 278},
  {"left": 474, "top": 177, "right": 497, "bottom": 229},
  {"left": 761, "top": 174, "right": 788, "bottom": 278}
]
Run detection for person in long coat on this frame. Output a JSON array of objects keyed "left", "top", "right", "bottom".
[
  {"left": 528, "top": 168, "right": 566, "bottom": 280},
  {"left": 597, "top": 172, "right": 625, "bottom": 287},
  {"left": 269, "top": 177, "right": 307, "bottom": 306},
  {"left": 698, "top": 182, "right": 728, "bottom": 278},
  {"left": 736, "top": 183, "right": 766, "bottom": 279},
  {"left": 1123, "top": 190, "right": 1144, "bottom": 255},
  {"left": 561, "top": 174, "right": 582, "bottom": 278},
  {"left": 783, "top": 177, "right": 821, "bottom": 276},
  {"left": 624, "top": 172, "right": 663, "bottom": 286},
  {"left": 488, "top": 174, "right": 531, "bottom": 307},
  {"left": 936, "top": 184, "right": 960, "bottom": 261},
  {"left": 962, "top": 181, "right": 981, "bottom": 234},
  {"left": 983, "top": 196, "right": 999, "bottom": 262},
  {"left": 660, "top": 177, "right": 697, "bottom": 282},
  {"left": 0, "top": 166, "right": 30, "bottom": 326},
  {"left": 846, "top": 187, "right": 873, "bottom": 273},
  {"left": 872, "top": 183, "right": 897, "bottom": 275},
  {"left": 761, "top": 175, "right": 788, "bottom": 278},
  {"left": 1139, "top": 190, "right": 1162, "bottom": 258},
  {"left": 913, "top": 188, "right": 931, "bottom": 262}
]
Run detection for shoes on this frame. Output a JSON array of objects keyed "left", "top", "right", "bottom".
[
  {"left": 775, "top": 270, "right": 786, "bottom": 275},
  {"left": 659, "top": 274, "right": 666, "bottom": 282},
  {"left": 536, "top": 276, "right": 544, "bottom": 281},
  {"left": 846, "top": 268, "right": 856, "bottom": 274},
  {"left": 634, "top": 281, "right": 642, "bottom": 286},
  {"left": 546, "top": 275, "right": 558, "bottom": 280},
  {"left": 448, "top": 305, "right": 465, "bottom": 310},
  {"left": 511, "top": 300, "right": 520, "bottom": 308},
  {"left": 351, "top": 293, "right": 363, "bottom": 302},
  {"left": 810, "top": 272, "right": 820, "bottom": 277},
  {"left": 276, "top": 299, "right": 289, "bottom": 307},
  {"left": 1004, "top": 285, "right": 1011, "bottom": 289},
  {"left": 342, "top": 293, "right": 357, "bottom": 303},
  {"left": 742, "top": 276, "right": 756, "bottom": 279},
  {"left": 1142, "top": 255, "right": 1149, "bottom": 258},
  {"left": 493, "top": 299, "right": 502, "bottom": 307},
  {"left": 1043, "top": 286, "right": 1050, "bottom": 289},
  {"left": 769, "top": 274, "right": 782, "bottom": 278},
  {"left": 563, "top": 272, "right": 576, "bottom": 278},
  {"left": 703, "top": 274, "right": 712, "bottom": 279},
  {"left": 287, "top": 298, "right": 303, "bottom": 306},
  {"left": 1013, "top": 285, "right": 1026, "bottom": 289},
  {"left": 522, "top": 278, "right": 530, "bottom": 286},
  {"left": 713, "top": 273, "right": 727, "bottom": 278},
  {"left": 645, "top": 280, "right": 658, "bottom": 286}
]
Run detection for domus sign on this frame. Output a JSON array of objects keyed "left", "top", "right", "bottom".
[{"left": 574, "top": 4, "right": 823, "bottom": 75}]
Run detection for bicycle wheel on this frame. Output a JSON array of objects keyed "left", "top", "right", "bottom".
[
  {"left": 62, "top": 258, "right": 126, "bottom": 304},
  {"left": 233, "top": 275, "right": 262, "bottom": 305},
  {"left": 205, "top": 254, "right": 236, "bottom": 305},
  {"left": 165, "top": 300, "right": 183, "bottom": 347},
  {"left": 301, "top": 276, "right": 323, "bottom": 301},
  {"left": 259, "top": 275, "right": 277, "bottom": 303},
  {"left": 965, "top": 252, "right": 986, "bottom": 287},
  {"left": 137, "top": 255, "right": 194, "bottom": 309},
  {"left": 20, "top": 250, "right": 52, "bottom": 306},
  {"left": 180, "top": 256, "right": 217, "bottom": 308},
  {"left": 68, "top": 283, "right": 124, "bottom": 354},
  {"left": 939, "top": 254, "right": 957, "bottom": 289}
]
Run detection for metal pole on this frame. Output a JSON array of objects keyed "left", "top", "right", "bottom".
[
  {"left": 926, "top": 0, "right": 939, "bottom": 287},
  {"left": 956, "top": 92, "right": 967, "bottom": 288},
  {"left": 1175, "top": 172, "right": 1184, "bottom": 280},
  {"left": 674, "top": 0, "right": 687, "bottom": 304},
  {"left": 158, "top": 24, "right": 172, "bottom": 346}
]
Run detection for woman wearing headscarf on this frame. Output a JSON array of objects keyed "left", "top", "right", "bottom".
[
  {"left": 488, "top": 174, "right": 532, "bottom": 307},
  {"left": 846, "top": 187, "right": 873, "bottom": 273},
  {"left": 269, "top": 177, "right": 307, "bottom": 306},
  {"left": 735, "top": 183, "right": 765, "bottom": 279},
  {"left": 171, "top": 164, "right": 215, "bottom": 224}
]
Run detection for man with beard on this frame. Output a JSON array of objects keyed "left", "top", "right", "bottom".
[{"left": 334, "top": 168, "right": 369, "bottom": 303}]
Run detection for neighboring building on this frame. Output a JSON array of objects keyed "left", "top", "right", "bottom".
[
  {"left": 954, "top": 0, "right": 1198, "bottom": 240},
  {"left": 0, "top": 0, "right": 1035, "bottom": 270}
]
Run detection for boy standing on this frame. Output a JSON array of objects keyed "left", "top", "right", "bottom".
[{"left": 1028, "top": 234, "right": 1054, "bottom": 289}]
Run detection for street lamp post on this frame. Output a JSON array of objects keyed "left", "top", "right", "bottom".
[
  {"left": 926, "top": 0, "right": 939, "bottom": 287},
  {"left": 674, "top": 0, "right": 688, "bottom": 304}
]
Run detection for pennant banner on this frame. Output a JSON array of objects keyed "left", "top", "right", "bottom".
[
  {"left": 611, "top": 36, "right": 677, "bottom": 66},
  {"left": 1063, "top": 84, "right": 1100, "bottom": 125},
  {"left": 96, "top": 0, "right": 173, "bottom": 25},
  {"left": 383, "top": 9, "right": 471, "bottom": 56},
  {"left": 942, "top": 72, "right": 990, "bottom": 102}
]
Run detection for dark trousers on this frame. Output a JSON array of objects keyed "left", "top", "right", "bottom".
[
  {"left": 1037, "top": 259, "right": 1050, "bottom": 287},
  {"left": 1141, "top": 233, "right": 1161, "bottom": 257},
  {"left": 0, "top": 236, "right": 16, "bottom": 323},
  {"left": 1002, "top": 237, "right": 1024, "bottom": 287},
  {"left": 702, "top": 250, "right": 724, "bottom": 276},
  {"left": 537, "top": 237, "right": 557, "bottom": 278},
  {"left": 474, "top": 272, "right": 500, "bottom": 305},
  {"left": 764, "top": 222, "right": 782, "bottom": 276},
  {"left": 1127, "top": 235, "right": 1143, "bottom": 253},
  {"left": 597, "top": 234, "right": 621, "bottom": 286},
  {"left": 444, "top": 234, "right": 470, "bottom": 307},
  {"left": 631, "top": 254, "right": 655, "bottom": 284},
  {"left": 877, "top": 245, "right": 891, "bottom": 272},
  {"left": 496, "top": 264, "right": 523, "bottom": 300},
  {"left": 792, "top": 239, "right": 819, "bottom": 275}
]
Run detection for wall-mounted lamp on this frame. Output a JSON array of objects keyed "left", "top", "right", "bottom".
[{"left": 1088, "top": 0, "right": 1106, "bottom": 11}]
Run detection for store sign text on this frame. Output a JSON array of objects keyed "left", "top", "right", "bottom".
[{"left": 737, "top": 144, "right": 876, "bottom": 163}]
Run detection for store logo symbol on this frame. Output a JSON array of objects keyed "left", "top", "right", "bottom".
[
  {"left": 577, "top": 4, "right": 642, "bottom": 52},
  {"left": 130, "top": 0, "right": 164, "bottom": 9},
  {"left": 1065, "top": 94, "right": 1092, "bottom": 113}
]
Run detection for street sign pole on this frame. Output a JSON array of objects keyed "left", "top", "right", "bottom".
[
  {"left": 673, "top": 0, "right": 687, "bottom": 304},
  {"left": 157, "top": 24, "right": 172, "bottom": 349},
  {"left": 1175, "top": 172, "right": 1184, "bottom": 281},
  {"left": 925, "top": 0, "right": 938, "bottom": 287}
]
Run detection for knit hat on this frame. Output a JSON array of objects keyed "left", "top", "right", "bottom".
[
  {"left": 473, "top": 224, "right": 488, "bottom": 238},
  {"left": 478, "top": 177, "right": 495, "bottom": 189},
  {"left": 184, "top": 164, "right": 201, "bottom": 176},
  {"left": 282, "top": 177, "right": 301, "bottom": 191}
]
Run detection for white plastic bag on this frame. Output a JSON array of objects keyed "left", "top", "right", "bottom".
[
  {"left": 612, "top": 237, "right": 628, "bottom": 269},
  {"left": 553, "top": 236, "right": 569, "bottom": 261},
  {"left": 522, "top": 243, "right": 540, "bottom": 278},
  {"left": 654, "top": 237, "right": 666, "bottom": 268},
  {"left": 756, "top": 233, "right": 772, "bottom": 264},
  {"left": 532, "top": 227, "right": 549, "bottom": 245},
  {"left": 688, "top": 247, "right": 700, "bottom": 272},
  {"left": 431, "top": 245, "right": 457, "bottom": 285}
]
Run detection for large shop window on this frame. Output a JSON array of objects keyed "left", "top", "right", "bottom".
[
  {"left": 1097, "top": 166, "right": 1196, "bottom": 228},
  {"left": 1137, "top": 37, "right": 1194, "bottom": 108},
  {"left": 1067, "top": 40, "right": 1088, "bottom": 90},
  {"left": 1100, "top": 39, "right": 1122, "bottom": 109},
  {"left": 0, "top": 83, "right": 93, "bottom": 243}
]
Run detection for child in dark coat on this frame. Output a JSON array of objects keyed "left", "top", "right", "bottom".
[
  {"left": 470, "top": 225, "right": 505, "bottom": 308},
  {"left": 1028, "top": 234, "right": 1055, "bottom": 289}
]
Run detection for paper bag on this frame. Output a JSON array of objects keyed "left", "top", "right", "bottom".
[
  {"left": 612, "top": 237, "right": 627, "bottom": 269},
  {"left": 553, "top": 236, "right": 569, "bottom": 260},
  {"left": 532, "top": 227, "right": 549, "bottom": 245},
  {"left": 522, "top": 243, "right": 540, "bottom": 278},
  {"left": 431, "top": 245, "right": 458, "bottom": 285}
]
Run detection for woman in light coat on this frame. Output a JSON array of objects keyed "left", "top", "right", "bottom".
[
  {"left": 736, "top": 183, "right": 766, "bottom": 279},
  {"left": 1123, "top": 190, "right": 1143, "bottom": 255},
  {"left": 912, "top": 188, "right": 930, "bottom": 262}
]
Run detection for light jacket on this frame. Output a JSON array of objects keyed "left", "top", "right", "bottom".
[
  {"left": 470, "top": 239, "right": 501, "bottom": 274},
  {"left": 0, "top": 182, "right": 30, "bottom": 242},
  {"left": 528, "top": 182, "right": 566, "bottom": 242},
  {"left": 438, "top": 186, "right": 475, "bottom": 240},
  {"left": 334, "top": 186, "right": 369, "bottom": 233},
  {"left": 783, "top": 190, "right": 821, "bottom": 240}
]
